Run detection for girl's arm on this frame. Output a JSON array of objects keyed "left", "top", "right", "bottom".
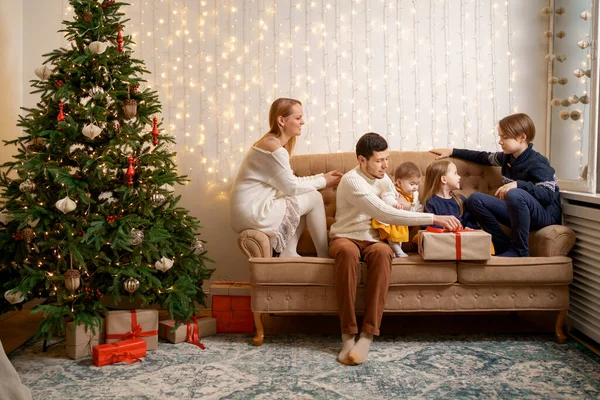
[{"left": 422, "top": 200, "right": 443, "bottom": 229}]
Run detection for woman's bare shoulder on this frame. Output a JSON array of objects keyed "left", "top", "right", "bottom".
[{"left": 254, "top": 136, "right": 282, "bottom": 152}]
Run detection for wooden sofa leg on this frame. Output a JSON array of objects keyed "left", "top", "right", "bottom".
[
  {"left": 253, "top": 312, "right": 265, "bottom": 346},
  {"left": 555, "top": 309, "right": 568, "bottom": 344}
]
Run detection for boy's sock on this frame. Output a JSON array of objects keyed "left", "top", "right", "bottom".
[
  {"left": 348, "top": 332, "right": 373, "bottom": 365},
  {"left": 338, "top": 334, "right": 356, "bottom": 364}
]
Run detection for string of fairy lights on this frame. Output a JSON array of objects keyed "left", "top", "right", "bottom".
[{"left": 54, "top": 0, "right": 524, "bottom": 191}]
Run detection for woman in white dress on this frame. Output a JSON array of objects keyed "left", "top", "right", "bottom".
[{"left": 230, "top": 98, "right": 342, "bottom": 257}]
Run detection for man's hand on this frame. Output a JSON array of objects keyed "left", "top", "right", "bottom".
[
  {"left": 429, "top": 148, "right": 453, "bottom": 160},
  {"left": 394, "top": 197, "right": 411, "bottom": 210},
  {"left": 494, "top": 181, "right": 517, "bottom": 200},
  {"left": 432, "top": 215, "right": 462, "bottom": 231},
  {"left": 324, "top": 170, "right": 343, "bottom": 188}
]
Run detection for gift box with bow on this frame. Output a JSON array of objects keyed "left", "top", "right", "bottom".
[
  {"left": 92, "top": 338, "right": 146, "bottom": 367},
  {"left": 105, "top": 309, "right": 159, "bottom": 350},
  {"left": 159, "top": 317, "right": 216, "bottom": 347},
  {"left": 418, "top": 227, "right": 492, "bottom": 261},
  {"left": 210, "top": 281, "right": 254, "bottom": 333},
  {"left": 65, "top": 319, "right": 105, "bottom": 360}
]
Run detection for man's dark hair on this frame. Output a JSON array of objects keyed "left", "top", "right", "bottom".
[{"left": 355, "top": 132, "right": 388, "bottom": 159}]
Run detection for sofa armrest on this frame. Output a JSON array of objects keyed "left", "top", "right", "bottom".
[
  {"left": 238, "top": 229, "right": 273, "bottom": 259},
  {"left": 529, "top": 225, "right": 576, "bottom": 257}
]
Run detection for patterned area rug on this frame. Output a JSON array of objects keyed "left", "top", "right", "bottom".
[{"left": 9, "top": 334, "right": 600, "bottom": 399}]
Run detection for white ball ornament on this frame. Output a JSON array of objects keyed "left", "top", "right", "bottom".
[
  {"left": 154, "top": 257, "right": 174, "bottom": 272},
  {"left": 34, "top": 65, "right": 53, "bottom": 81},
  {"left": 550, "top": 98, "right": 561, "bottom": 107},
  {"left": 4, "top": 290, "right": 25, "bottom": 305}
]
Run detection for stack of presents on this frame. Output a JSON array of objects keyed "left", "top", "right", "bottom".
[{"left": 66, "top": 281, "right": 254, "bottom": 366}]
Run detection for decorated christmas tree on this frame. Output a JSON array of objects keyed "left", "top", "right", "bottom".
[{"left": 0, "top": 0, "right": 214, "bottom": 339}]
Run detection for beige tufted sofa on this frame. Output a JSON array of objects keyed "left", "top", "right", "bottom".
[{"left": 237, "top": 152, "right": 576, "bottom": 346}]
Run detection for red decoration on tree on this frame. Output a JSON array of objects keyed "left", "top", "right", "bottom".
[
  {"left": 126, "top": 156, "right": 140, "bottom": 186},
  {"left": 129, "top": 84, "right": 139, "bottom": 94},
  {"left": 151, "top": 117, "right": 159, "bottom": 145},
  {"left": 106, "top": 214, "right": 123, "bottom": 223},
  {"left": 12, "top": 232, "right": 23, "bottom": 241},
  {"left": 57, "top": 102, "right": 65, "bottom": 122},
  {"left": 54, "top": 80, "right": 64, "bottom": 89},
  {"left": 114, "top": 121, "right": 121, "bottom": 133},
  {"left": 102, "top": 0, "right": 115, "bottom": 10},
  {"left": 117, "top": 28, "right": 124, "bottom": 53}
]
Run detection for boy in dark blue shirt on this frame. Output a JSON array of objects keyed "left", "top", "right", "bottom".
[{"left": 430, "top": 113, "right": 561, "bottom": 257}]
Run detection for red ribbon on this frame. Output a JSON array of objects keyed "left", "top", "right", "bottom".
[
  {"left": 186, "top": 316, "right": 206, "bottom": 350},
  {"left": 108, "top": 351, "right": 142, "bottom": 365},
  {"left": 425, "top": 226, "right": 471, "bottom": 260},
  {"left": 106, "top": 310, "right": 158, "bottom": 341}
]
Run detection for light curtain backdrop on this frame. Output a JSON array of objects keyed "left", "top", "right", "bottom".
[{"left": 15, "top": 0, "right": 549, "bottom": 282}]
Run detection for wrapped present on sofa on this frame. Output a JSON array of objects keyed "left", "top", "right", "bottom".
[
  {"left": 105, "top": 309, "right": 159, "bottom": 350},
  {"left": 65, "top": 319, "right": 105, "bottom": 360},
  {"left": 418, "top": 227, "right": 492, "bottom": 260},
  {"left": 159, "top": 316, "right": 216, "bottom": 348},
  {"left": 92, "top": 338, "right": 146, "bottom": 367},
  {"left": 210, "top": 281, "right": 254, "bottom": 333}
]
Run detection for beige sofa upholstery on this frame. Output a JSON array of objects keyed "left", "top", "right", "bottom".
[{"left": 237, "top": 152, "right": 575, "bottom": 346}]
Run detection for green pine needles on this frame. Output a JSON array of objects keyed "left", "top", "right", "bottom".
[{"left": 0, "top": 0, "right": 214, "bottom": 341}]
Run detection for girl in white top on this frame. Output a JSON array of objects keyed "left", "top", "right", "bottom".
[{"left": 230, "top": 98, "right": 342, "bottom": 257}]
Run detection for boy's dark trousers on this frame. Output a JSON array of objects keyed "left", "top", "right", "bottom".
[{"left": 466, "top": 189, "right": 559, "bottom": 257}]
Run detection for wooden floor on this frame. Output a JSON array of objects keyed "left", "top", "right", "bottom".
[{"left": 1, "top": 301, "right": 563, "bottom": 354}]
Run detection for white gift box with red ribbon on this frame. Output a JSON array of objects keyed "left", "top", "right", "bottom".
[{"left": 418, "top": 227, "right": 492, "bottom": 261}]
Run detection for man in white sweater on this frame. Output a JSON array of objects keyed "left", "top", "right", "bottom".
[{"left": 329, "top": 133, "right": 460, "bottom": 366}]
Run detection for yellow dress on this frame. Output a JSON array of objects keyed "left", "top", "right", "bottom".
[{"left": 372, "top": 189, "right": 413, "bottom": 243}]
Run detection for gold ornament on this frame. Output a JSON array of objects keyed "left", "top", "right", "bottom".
[
  {"left": 578, "top": 40, "right": 590, "bottom": 49},
  {"left": 580, "top": 95, "right": 590, "bottom": 104},
  {"left": 555, "top": 7, "right": 565, "bottom": 15},
  {"left": 151, "top": 193, "right": 166, "bottom": 206},
  {"left": 550, "top": 98, "right": 561, "bottom": 107},
  {"left": 123, "top": 99, "right": 138, "bottom": 119},
  {"left": 556, "top": 31, "right": 566, "bottom": 39},
  {"left": 556, "top": 55, "right": 567, "bottom": 63},
  {"left": 559, "top": 110, "right": 570, "bottom": 120},
  {"left": 581, "top": 10, "right": 592, "bottom": 21},
  {"left": 560, "top": 99, "right": 571, "bottom": 107},
  {"left": 558, "top": 78, "right": 568, "bottom": 85},
  {"left": 570, "top": 110, "right": 582, "bottom": 121},
  {"left": 548, "top": 77, "right": 559, "bottom": 85},
  {"left": 124, "top": 277, "right": 140, "bottom": 293},
  {"left": 64, "top": 269, "right": 81, "bottom": 291},
  {"left": 543, "top": 30, "right": 553, "bottom": 38},
  {"left": 568, "top": 95, "right": 580, "bottom": 105},
  {"left": 586, "top": 69, "right": 591, "bottom": 78},
  {"left": 4, "top": 290, "right": 25, "bottom": 305}
]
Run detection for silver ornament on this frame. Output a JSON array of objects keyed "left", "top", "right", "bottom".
[
  {"left": 130, "top": 228, "right": 144, "bottom": 246},
  {"left": 124, "top": 277, "right": 140, "bottom": 293},
  {"left": 191, "top": 239, "right": 205, "bottom": 255},
  {"left": 151, "top": 193, "right": 166, "bottom": 206},
  {"left": 19, "top": 179, "right": 36, "bottom": 192}
]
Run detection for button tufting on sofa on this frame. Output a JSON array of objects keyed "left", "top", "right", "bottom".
[
  {"left": 529, "top": 293, "right": 535, "bottom": 299},
  {"left": 492, "top": 293, "right": 497, "bottom": 298},
  {"left": 511, "top": 293, "right": 516, "bottom": 298}
]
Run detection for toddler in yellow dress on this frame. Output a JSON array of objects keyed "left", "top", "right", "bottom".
[{"left": 372, "top": 162, "right": 423, "bottom": 257}]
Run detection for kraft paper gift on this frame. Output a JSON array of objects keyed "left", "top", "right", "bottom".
[
  {"left": 105, "top": 309, "right": 159, "bottom": 350},
  {"left": 418, "top": 227, "right": 492, "bottom": 260}
]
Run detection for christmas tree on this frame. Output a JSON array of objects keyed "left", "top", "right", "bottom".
[{"left": 0, "top": 0, "right": 214, "bottom": 339}]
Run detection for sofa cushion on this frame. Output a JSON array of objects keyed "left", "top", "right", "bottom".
[
  {"left": 457, "top": 256, "right": 572, "bottom": 284},
  {"left": 364, "top": 255, "right": 457, "bottom": 285}
]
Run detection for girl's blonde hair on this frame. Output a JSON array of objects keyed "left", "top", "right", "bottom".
[
  {"left": 263, "top": 98, "right": 302, "bottom": 155},
  {"left": 422, "top": 160, "right": 464, "bottom": 216}
]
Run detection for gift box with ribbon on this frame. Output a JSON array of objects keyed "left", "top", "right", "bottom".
[
  {"left": 418, "top": 226, "right": 492, "bottom": 260},
  {"left": 92, "top": 338, "right": 146, "bottom": 367},
  {"left": 159, "top": 317, "right": 216, "bottom": 347},
  {"left": 105, "top": 309, "right": 159, "bottom": 350},
  {"left": 210, "top": 281, "right": 254, "bottom": 333},
  {"left": 65, "top": 319, "right": 105, "bottom": 360}
]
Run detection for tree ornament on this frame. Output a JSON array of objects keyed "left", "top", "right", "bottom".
[
  {"left": 12, "top": 232, "right": 22, "bottom": 241},
  {"left": 569, "top": 95, "right": 580, "bottom": 105},
  {"left": 90, "top": 86, "right": 105, "bottom": 96},
  {"left": 543, "top": 30, "right": 552, "bottom": 38},
  {"left": 570, "top": 110, "right": 582, "bottom": 121},
  {"left": 160, "top": 183, "right": 174, "bottom": 192},
  {"left": 4, "top": 290, "right": 25, "bottom": 305},
  {"left": 114, "top": 121, "right": 121, "bottom": 132},
  {"left": 151, "top": 116, "right": 159, "bottom": 145},
  {"left": 122, "top": 99, "right": 137, "bottom": 119},
  {"left": 580, "top": 95, "right": 590, "bottom": 104},
  {"left": 55, "top": 196, "right": 77, "bottom": 214},
  {"left": 54, "top": 79, "right": 65, "bottom": 89},
  {"left": 129, "top": 83, "right": 140, "bottom": 94},
  {"left": 34, "top": 65, "right": 53, "bottom": 81},
  {"left": 26, "top": 138, "right": 46, "bottom": 152},
  {"left": 130, "top": 228, "right": 144, "bottom": 246},
  {"left": 191, "top": 239, "right": 205, "bottom": 255},
  {"left": 88, "top": 41, "right": 107, "bottom": 55},
  {"left": 82, "top": 123, "right": 102, "bottom": 139},
  {"left": 586, "top": 69, "right": 591, "bottom": 78},
  {"left": 57, "top": 102, "right": 65, "bottom": 122},
  {"left": 556, "top": 55, "right": 567, "bottom": 63},
  {"left": 117, "top": 27, "right": 124, "bottom": 52},
  {"left": 151, "top": 193, "right": 166, "bottom": 206},
  {"left": 126, "top": 156, "right": 140, "bottom": 186},
  {"left": 154, "top": 257, "right": 174, "bottom": 272},
  {"left": 544, "top": 54, "right": 555, "bottom": 62},
  {"left": 550, "top": 98, "right": 561, "bottom": 107},
  {"left": 559, "top": 110, "right": 570, "bottom": 120},
  {"left": 102, "top": 0, "right": 116, "bottom": 9},
  {"left": 578, "top": 40, "right": 590, "bottom": 49},
  {"left": 581, "top": 10, "right": 592, "bottom": 21},
  {"left": 19, "top": 179, "right": 36, "bottom": 192},
  {"left": 555, "top": 31, "right": 566, "bottom": 39},
  {"left": 124, "top": 277, "right": 140, "bottom": 293},
  {"left": 64, "top": 269, "right": 81, "bottom": 291},
  {"left": 82, "top": 11, "right": 93, "bottom": 24},
  {"left": 20, "top": 228, "right": 36, "bottom": 244}
]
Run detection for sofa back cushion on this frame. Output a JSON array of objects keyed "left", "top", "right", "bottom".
[{"left": 290, "top": 151, "right": 504, "bottom": 255}]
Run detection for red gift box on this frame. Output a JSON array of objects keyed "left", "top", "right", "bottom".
[
  {"left": 212, "top": 295, "right": 254, "bottom": 333},
  {"left": 92, "top": 338, "right": 146, "bottom": 367}
]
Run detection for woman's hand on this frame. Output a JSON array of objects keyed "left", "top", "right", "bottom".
[
  {"left": 494, "top": 181, "right": 517, "bottom": 200},
  {"left": 324, "top": 170, "right": 343, "bottom": 188},
  {"left": 429, "top": 148, "right": 453, "bottom": 160}
]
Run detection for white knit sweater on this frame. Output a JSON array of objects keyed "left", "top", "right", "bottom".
[
  {"left": 230, "top": 146, "right": 326, "bottom": 238},
  {"left": 329, "top": 166, "right": 434, "bottom": 242}
]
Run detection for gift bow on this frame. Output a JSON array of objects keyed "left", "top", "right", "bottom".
[
  {"left": 108, "top": 351, "right": 142, "bottom": 365},
  {"left": 186, "top": 316, "right": 206, "bottom": 350}
]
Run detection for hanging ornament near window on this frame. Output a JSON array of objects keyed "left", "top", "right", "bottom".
[
  {"left": 578, "top": 40, "right": 590, "bottom": 49},
  {"left": 580, "top": 10, "right": 592, "bottom": 21},
  {"left": 545, "top": 54, "right": 556, "bottom": 62},
  {"left": 543, "top": 30, "right": 553, "bottom": 38},
  {"left": 26, "top": 138, "right": 46, "bottom": 152},
  {"left": 123, "top": 99, "right": 137, "bottom": 119},
  {"left": 555, "top": 7, "right": 565, "bottom": 15},
  {"left": 580, "top": 95, "right": 590, "bottom": 104},
  {"left": 570, "top": 110, "right": 581, "bottom": 121},
  {"left": 124, "top": 277, "right": 140, "bottom": 293},
  {"left": 548, "top": 77, "right": 559, "bottom": 85},
  {"left": 151, "top": 116, "right": 159, "bottom": 145},
  {"left": 64, "top": 269, "right": 81, "bottom": 291},
  {"left": 130, "top": 228, "right": 144, "bottom": 246},
  {"left": 573, "top": 68, "right": 586, "bottom": 78},
  {"left": 4, "top": 290, "right": 25, "bottom": 305},
  {"left": 55, "top": 196, "right": 77, "bottom": 214},
  {"left": 556, "top": 55, "right": 567, "bottom": 63},
  {"left": 560, "top": 99, "right": 571, "bottom": 107},
  {"left": 550, "top": 98, "right": 561, "bottom": 107},
  {"left": 568, "top": 95, "right": 580, "bottom": 105},
  {"left": 558, "top": 78, "right": 568, "bottom": 85},
  {"left": 541, "top": 7, "right": 553, "bottom": 16},
  {"left": 34, "top": 65, "right": 53, "bottom": 81},
  {"left": 82, "top": 123, "right": 102, "bottom": 139},
  {"left": 555, "top": 31, "right": 566, "bottom": 39},
  {"left": 559, "top": 110, "right": 570, "bottom": 120},
  {"left": 57, "top": 102, "right": 65, "bottom": 122}
]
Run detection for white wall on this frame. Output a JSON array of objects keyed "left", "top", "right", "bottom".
[{"left": 5, "top": 0, "right": 550, "bottom": 284}]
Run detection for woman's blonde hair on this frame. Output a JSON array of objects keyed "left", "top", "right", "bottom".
[
  {"left": 498, "top": 113, "right": 535, "bottom": 143},
  {"left": 264, "top": 98, "right": 302, "bottom": 155},
  {"left": 422, "top": 160, "right": 464, "bottom": 216}
]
